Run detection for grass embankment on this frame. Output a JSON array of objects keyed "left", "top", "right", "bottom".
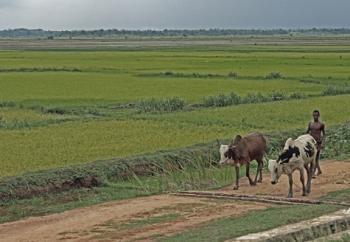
[
  {"left": 0, "top": 122, "right": 349, "bottom": 224},
  {"left": 1, "top": 95, "right": 350, "bottom": 178}
]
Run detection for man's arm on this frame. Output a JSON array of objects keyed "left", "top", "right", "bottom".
[{"left": 321, "top": 123, "right": 326, "bottom": 139}]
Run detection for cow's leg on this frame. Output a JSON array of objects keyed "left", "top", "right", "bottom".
[
  {"left": 299, "top": 168, "right": 307, "bottom": 196},
  {"left": 246, "top": 163, "right": 255, "bottom": 186},
  {"left": 233, "top": 166, "right": 240, "bottom": 190},
  {"left": 287, "top": 173, "right": 293, "bottom": 198},
  {"left": 306, "top": 163, "right": 313, "bottom": 194},
  {"left": 253, "top": 161, "right": 259, "bottom": 184},
  {"left": 253, "top": 160, "right": 263, "bottom": 183},
  {"left": 258, "top": 159, "right": 263, "bottom": 183}
]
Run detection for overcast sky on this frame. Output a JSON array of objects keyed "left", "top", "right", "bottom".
[{"left": 0, "top": 0, "right": 349, "bottom": 30}]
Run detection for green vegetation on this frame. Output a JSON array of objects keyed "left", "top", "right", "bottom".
[
  {"left": 160, "top": 204, "right": 343, "bottom": 242},
  {"left": 136, "top": 97, "right": 185, "bottom": 113},
  {"left": 160, "top": 187, "right": 350, "bottom": 242},
  {"left": 1, "top": 122, "right": 349, "bottom": 204},
  {"left": 0, "top": 95, "right": 349, "bottom": 177},
  {"left": 1, "top": 43, "right": 350, "bottom": 221},
  {"left": 0, "top": 44, "right": 350, "bottom": 178},
  {"left": 322, "top": 85, "right": 350, "bottom": 96}
]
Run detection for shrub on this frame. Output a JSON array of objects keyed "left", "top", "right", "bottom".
[
  {"left": 289, "top": 92, "right": 307, "bottom": 99},
  {"left": 0, "top": 101, "right": 16, "bottom": 108},
  {"left": 203, "top": 92, "right": 241, "bottom": 107},
  {"left": 243, "top": 92, "right": 270, "bottom": 103},
  {"left": 228, "top": 72, "right": 238, "bottom": 78},
  {"left": 164, "top": 71, "right": 174, "bottom": 76},
  {"left": 265, "top": 72, "right": 282, "bottom": 79},
  {"left": 299, "top": 79, "right": 321, "bottom": 84},
  {"left": 136, "top": 97, "right": 185, "bottom": 113},
  {"left": 269, "top": 91, "right": 288, "bottom": 101},
  {"left": 322, "top": 85, "right": 350, "bottom": 96},
  {"left": 203, "top": 91, "right": 291, "bottom": 108}
]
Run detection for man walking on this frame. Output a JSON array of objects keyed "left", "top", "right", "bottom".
[{"left": 306, "top": 110, "right": 326, "bottom": 176}]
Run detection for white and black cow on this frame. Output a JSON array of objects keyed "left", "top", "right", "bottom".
[{"left": 268, "top": 134, "right": 317, "bottom": 198}]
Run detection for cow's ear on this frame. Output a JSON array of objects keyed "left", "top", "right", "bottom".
[
  {"left": 233, "top": 135, "right": 242, "bottom": 144},
  {"left": 227, "top": 145, "right": 236, "bottom": 159}
]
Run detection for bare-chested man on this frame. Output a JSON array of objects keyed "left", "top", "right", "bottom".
[{"left": 306, "top": 110, "right": 326, "bottom": 176}]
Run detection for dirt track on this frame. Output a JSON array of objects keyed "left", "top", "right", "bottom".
[{"left": 0, "top": 160, "right": 349, "bottom": 242}]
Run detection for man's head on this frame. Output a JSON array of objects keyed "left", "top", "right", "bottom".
[{"left": 313, "top": 110, "right": 320, "bottom": 121}]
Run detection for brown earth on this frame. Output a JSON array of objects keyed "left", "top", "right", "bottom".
[
  {"left": 0, "top": 160, "right": 349, "bottom": 242},
  {"left": 218, "top": 160, "right": 350, "bottom": 199}
]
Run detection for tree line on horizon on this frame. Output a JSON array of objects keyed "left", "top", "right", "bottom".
[{"left": 1, "top": 28, "right": 350, "bottom": 39}]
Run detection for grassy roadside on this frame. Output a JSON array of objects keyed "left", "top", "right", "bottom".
[
  {"left": 0, "top": 123, "right": 349, "bottom": 224},
  {"left": 159, "top": 189, "right": 350, "bottom": 242},
  {"left": 1, "top": 121, "right": 349, "bottom": 202},
  {"left": 159, "top": 204, "right": 344, "bottom": 242}
]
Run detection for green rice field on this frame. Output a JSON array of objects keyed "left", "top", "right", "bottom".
[{"left": 1, "top": 43, "right": 350, "bottom": 177}]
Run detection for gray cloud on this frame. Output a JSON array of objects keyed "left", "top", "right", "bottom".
[
  {"left": 0, "top": 0, "right": 18, "bottom": 8},
  {"left": 0, "top": 0, "right": 349, "bottom": 30}
]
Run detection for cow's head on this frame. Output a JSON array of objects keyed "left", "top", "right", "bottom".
[
  {"left": 268, "top": 159, "right": 283, "bottom": 184},
  {"left": 219, "top": 144, "right": 239, "bottom": 165},
  {"left": 219, "top": 135, "right": 243, "bottom": 166}
]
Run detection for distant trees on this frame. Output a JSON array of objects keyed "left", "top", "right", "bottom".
[{"left": 1, "top": 28, "right": 350, "bottom": 39}]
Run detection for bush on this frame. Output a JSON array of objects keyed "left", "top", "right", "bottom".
[
  {"left": 322, "top": 85, "right": 350, "bottom": 96},
  {"left": 136, "top": 97, "right": 185, "bottom": 113},
  {"left": 269, "top": 91, "right": 288, "bottom": 101},
  {"left": 164, "top": 71, "right": 174, "bottom": 76},
  {"left": 203, "top": 92, "right": 241, "bottom": 107},
  {"left": 0, "top": 101, "right": 16, "bottom": 108},
  {"left": 228, "top": 72, "right": 238, "bottom": 78},
  {"left": 203, "top": 91, "right": 291, "bottom": 108},
  {"left": 299, "top": 79, "right": 321, "bottom": 84},
  {"left": 265, "top": 72, "right": 283, "bottom": 79},
  {"left": 289, "top": 92, "right": 307, "bottom": 99},
  {"left": 243, "top": 92, "right": 270, "bottom": 103}
]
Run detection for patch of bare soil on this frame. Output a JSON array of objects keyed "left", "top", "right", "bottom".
[
  {"left": 219, "top": 160, "right": 350, "bottom": 199},
  {"left": 0, "top": 160, "right": 348, "bottom": 242}
]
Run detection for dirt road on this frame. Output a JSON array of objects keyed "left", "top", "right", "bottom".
[{"left": 0, "top": 160, "right": 349, "bottom": 242}]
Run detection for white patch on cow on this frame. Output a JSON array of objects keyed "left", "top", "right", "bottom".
[
  {"left": 284, "top": 138, "right": 294, "bottom": 150},
  {"left": 268, "top": 159, "right": 277, "bottom": 173},
  {"left": 268, "top": 159, "right": 281, "bottom": 183},
  {"left": 219, "top": 145, "right": 229, "bottom": 165}
]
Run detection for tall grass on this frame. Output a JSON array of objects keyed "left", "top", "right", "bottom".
[
  {"left": 322, "top": 85, "right": 350, "bottom": 96},
  {"left": 0, "top": 101, "right": 16, "bottom": 108},
  {"left": 0, "top": 67, "right": 82, "bottom": 72},
  {"left": 2, "top": 122, "right": 349, "bottom": 201},
  {"left": 265, "top": 72, "right": 283, "bottom": 79},
  {"left": 136, "top": 97, "right": 185, "bottom": 113},
  {"left": 202, "top": 91, "right": 297, "bottom": 108},
  {"left": 203, "top": 92, "right": 241, "bottom": 107}
]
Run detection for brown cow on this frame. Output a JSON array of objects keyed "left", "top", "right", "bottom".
[{"left": 219, "top": 133, "right": 267, "bottom": 190}]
